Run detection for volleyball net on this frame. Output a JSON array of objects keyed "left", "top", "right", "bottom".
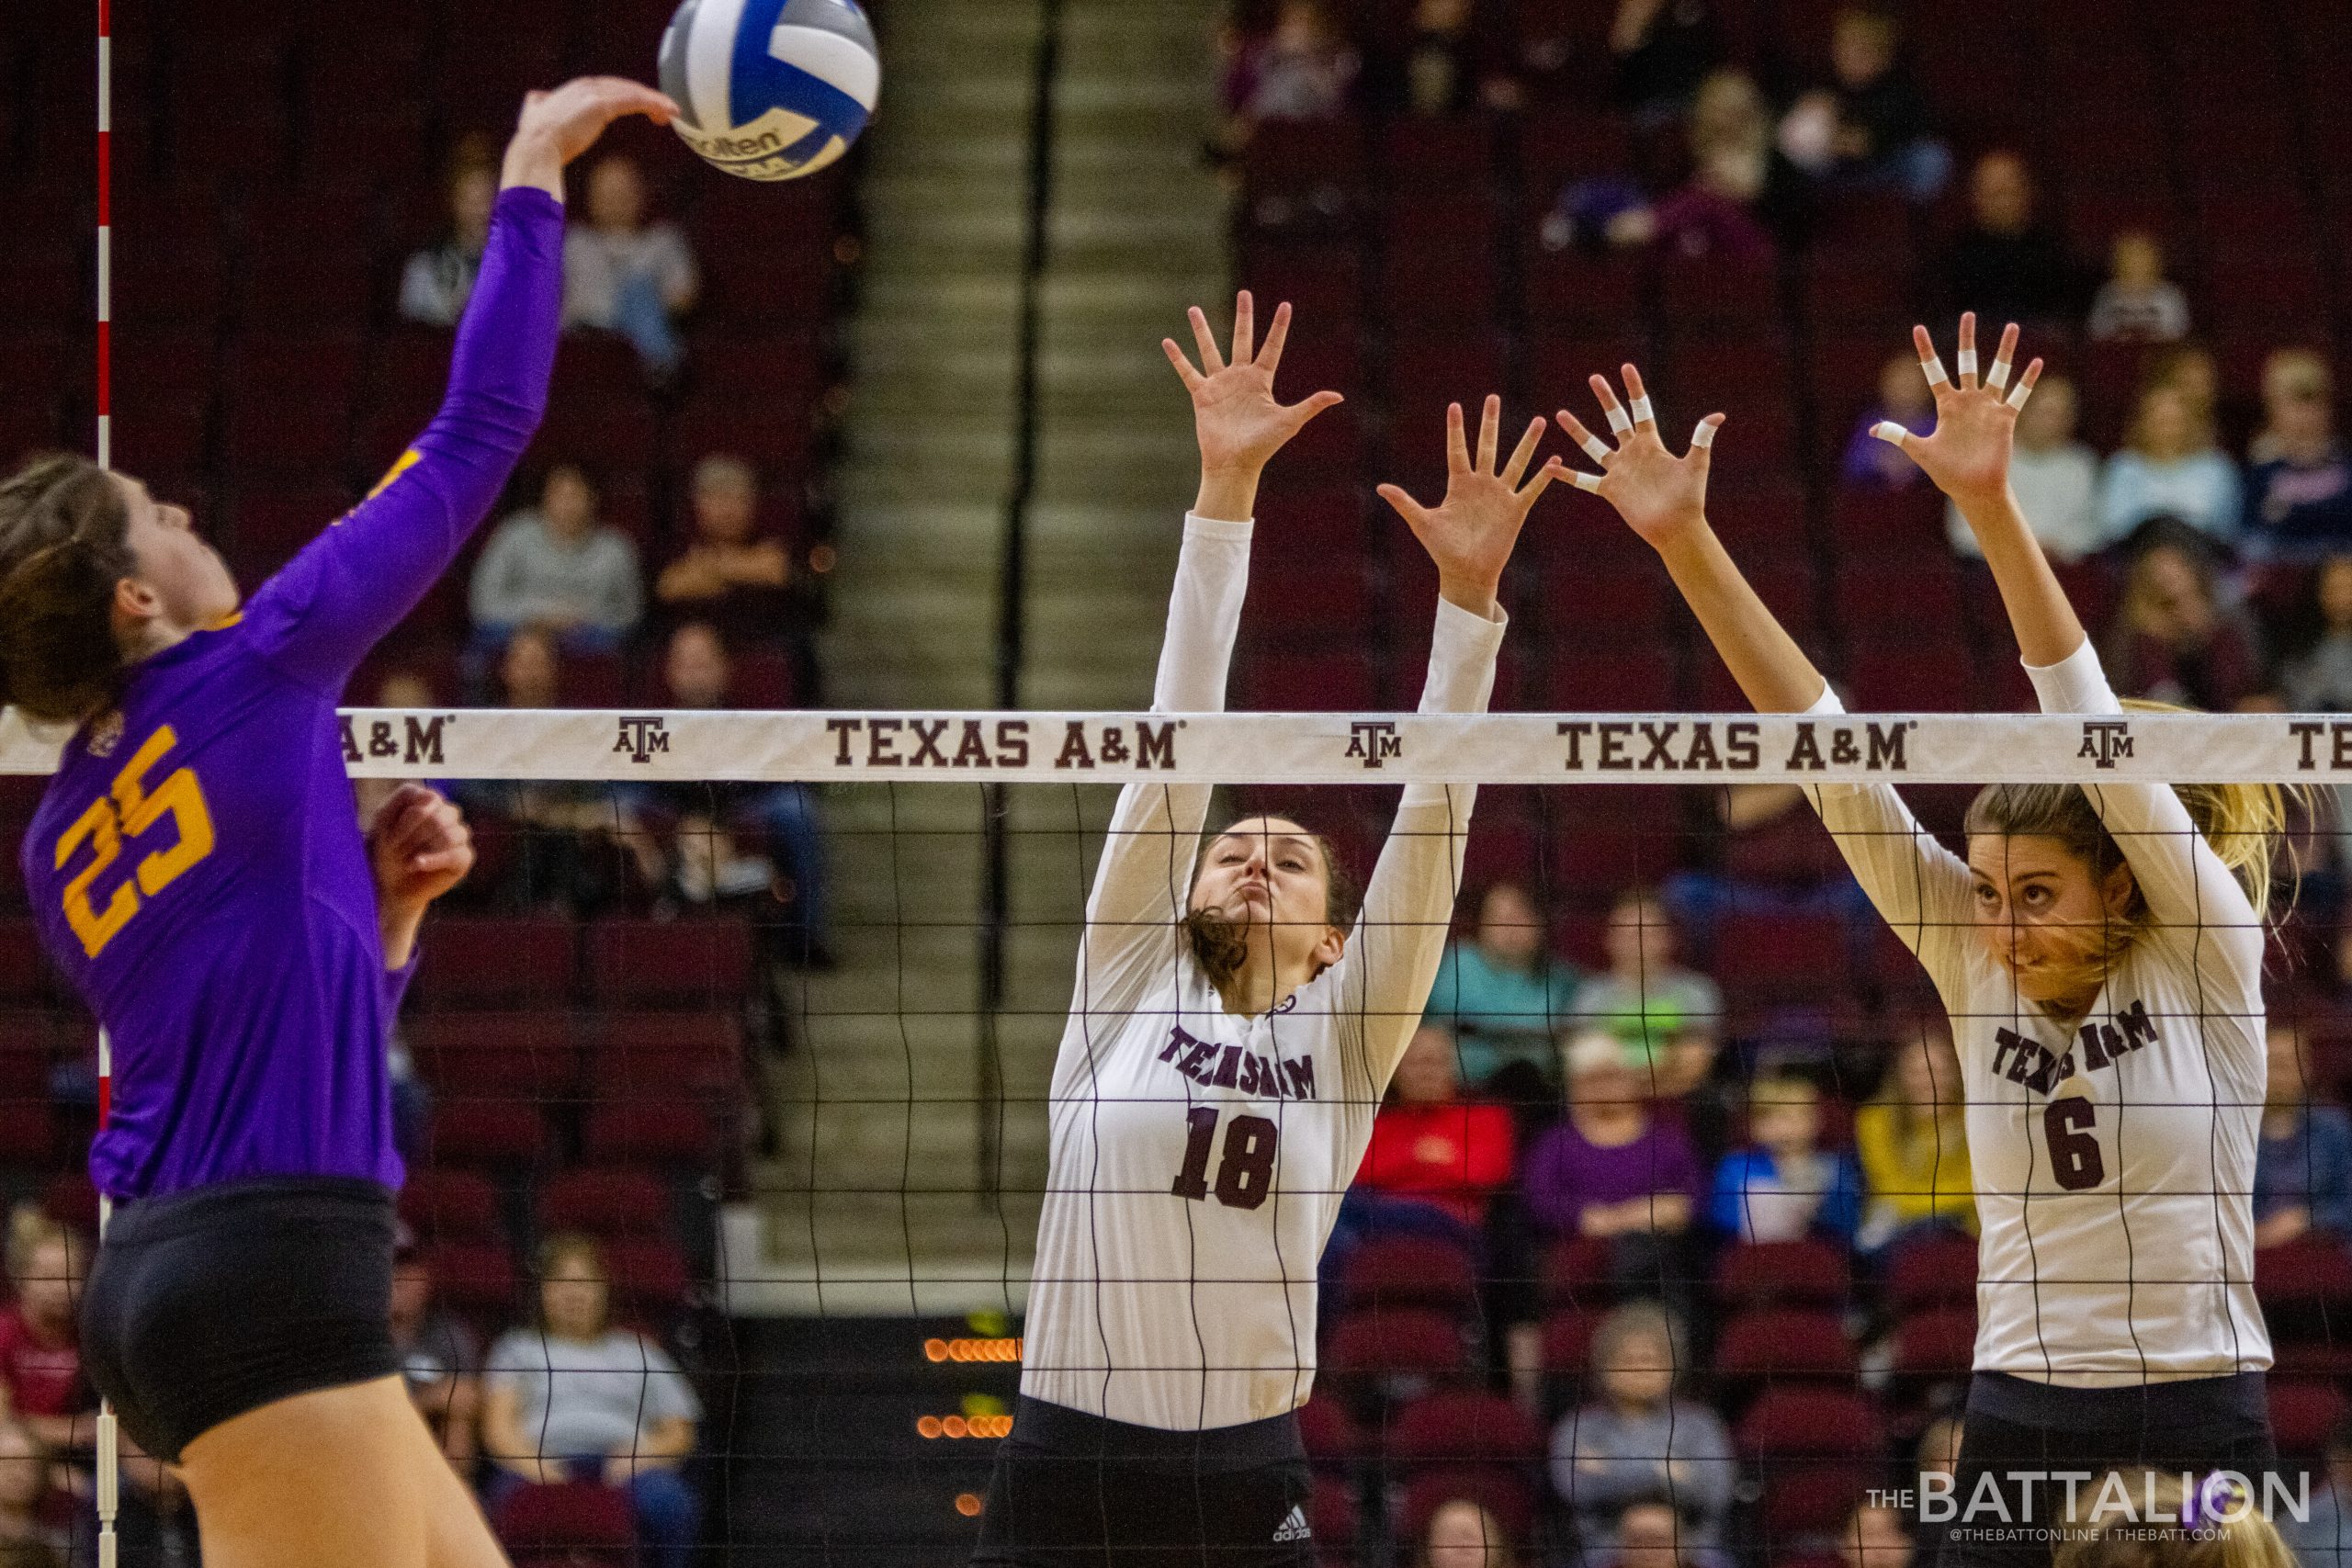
[{"left": 5, "top": 703, "right": 2347, "bottom": 1560}]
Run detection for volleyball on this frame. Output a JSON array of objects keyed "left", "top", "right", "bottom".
[{"left": 659, "top": 0, "right": 878, "bottom": 181}]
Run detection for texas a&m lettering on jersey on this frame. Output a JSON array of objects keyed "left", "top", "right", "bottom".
[
  {"left": 1156, "top": 1022, "right": 1318, "bottom": 1101},
  {"left": 1990, "top": 999, "right": 2159, "bottom": 1094}
]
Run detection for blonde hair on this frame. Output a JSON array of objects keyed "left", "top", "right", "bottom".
[
  {"left": 4, "top": 1207, "right": 70, "bottom": 1286},
  {"left": 1964, "top": 698, "right": 2298, "bottom": 992},
  {"left": 2053, "top": 1472, "right": 2293, "bottom": 1568}
]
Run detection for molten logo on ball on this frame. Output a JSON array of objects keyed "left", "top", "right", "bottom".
[{"left": 661, "top": 0, "right": 880, "bottom": 182}]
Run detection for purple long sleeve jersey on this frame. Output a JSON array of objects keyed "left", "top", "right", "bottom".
[{"left": 20, "top": 188, "right": 563, "bottom": 1201}]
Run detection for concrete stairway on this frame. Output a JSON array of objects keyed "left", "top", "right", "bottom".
[{"left": 726, "top": 0, "right": 1229, "bottom": 1319}]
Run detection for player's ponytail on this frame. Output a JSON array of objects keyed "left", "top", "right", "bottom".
[
  {"left": 0, "top": 454, "right": 135, "bottom": 727},
  {"left": 2052, "top": 1472, "right": 2293, "bottom": 1568}
]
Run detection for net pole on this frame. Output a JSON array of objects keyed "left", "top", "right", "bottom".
[{"left": 93, "top": 6, "right": 119, "bottom": 1564}]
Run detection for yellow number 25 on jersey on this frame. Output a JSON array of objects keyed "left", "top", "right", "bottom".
[{"left": 55, "top": 725, "right": 217, "bottom": 958}]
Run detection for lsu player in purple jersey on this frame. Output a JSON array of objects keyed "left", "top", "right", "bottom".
[{"left": 0, "top": 79, "right": 674, "bottom": 1568}]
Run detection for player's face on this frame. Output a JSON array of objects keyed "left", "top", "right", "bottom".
[
  {"left": 1190, "top": 817, "right": 1342, "bottom": 965},
  {"left": 1964, "top": 833, "right": 2133, "bottom": 1001},
  {"left": 116, "top": 474, "right": 239, "bottom": 633}
]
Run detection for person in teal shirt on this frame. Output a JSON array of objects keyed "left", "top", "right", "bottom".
[{"left": 1425, "top": 881, "right": 1581, "bottom": 1098}]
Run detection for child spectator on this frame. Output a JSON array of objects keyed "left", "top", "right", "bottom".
[
  {"left": 2280, "top": 557, "right": 2352, "bottom": 713},
  {"left": 1222, "top": 0, "right": 1359, "bottom": 131},
  {"left": 2245, "top": 350, "right": 2352, "bottom": 563},
  {"left": 1428, "top": 881, "right": 1582, "bottom": 1099},
  {"left": 399, "top": 155, "right": 497, "bottom": 328},
  {"left": 1709, "top": 1072, "right": 1862, "bottom": 1244},
  {"left": 1357, "top": 1024, "right": 1518, "bottom": 1230},
  {"left": 468, "top": 463, "right": 644, "bottom": 656},
  {"left": 1946, "top": 374, "right": 2099, "bottom": 563},
  {"left": 1843, "top": 351, "right": 1939, "bottom": 491},
  {"left": 2098, "top": 384, "right": 2244, "bottom": 547},
  {"left": 484, "top": 1235, "right": 702, "bottom": 1568},
  {"left": 655, "top": 455, "right": 796, "bottom": 645},
  {"left": 1648, "top": 71, "right": 1797, "bottom": 264},
  {"left": 1551, "top": 1303, "right": 1735, "bottom": 1551},
  {"left": 2087, "top": 231, "right": 2190, "bottom": 344},
  {"left": 1938, "top": 152, "right": 2083, "bottom": 327},
  {"left": 1523, "top": 1033, "right": 1705, "bottom": 1247},
  {"left": 1419, "top": 1496, "right": 1517, "bottom": 1568},
  {"left": 1854, "top": 1025, "right": 1975, "bottom": 1247},
  {"left": 1576, "top": 890, "right": 1722, "bottom": 1091},
  {"left": 2099, "top": 533, "right": 2268, "bottom": 712},
  {"left": 562, "top": 154, "right": 697, "bottom": 378},
  {"left": 1845, "top": 1503, "right": 1917, "bottom": 1568},
  {"left": 2255, "top": 1024, "right": 2352, "bottom": 1249},
  {"left": 391, "top": 1226, "right": 481, "bottom": 1472},
  {"left": 1777, "top": 6, "right": 1950, "bottom": 201},
  {"left": 0, "top": 1420, "right": 64, "bottom": 1568}
]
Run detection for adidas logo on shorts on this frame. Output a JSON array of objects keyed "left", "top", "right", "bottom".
[{"left": 1272, "top": 1505, "right": 1313, "bottom": 1543}]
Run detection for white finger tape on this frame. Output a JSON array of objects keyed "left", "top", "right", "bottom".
[
  {"left": 1986, "top": 356, "right": 2013, "bottom": 391},
  {"left": 1579, "top": 433, "right": 1612, "bottom": 463},
  {"left": 1690, "top": 420, "right": 1716, "bottom": 450},
  {"left": 1604, "top": 402, "right": 1633, "bottom": 434},
  {"left": 1921, "top": 354, "right": 1950, "bottom": 387},
  {"left": 1957, "top": 347, "right": 1978, "bottom": 378},
  {"left": 2006, "top": 380, "right": 2033, "bottom": 410},
  {"left": 1870, "top": 421, "right": 1910, "bottom": 446},
  {"left": 1629, "top": 395, "right": 1655, "bottom": 424},
  {"left": 1572, "top": 471, "right": 1605, "bottom": 492}
]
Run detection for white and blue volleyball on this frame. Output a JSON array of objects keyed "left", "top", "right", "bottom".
[{"left": 661, "top": 0, "right": 879, "bottom": 181}]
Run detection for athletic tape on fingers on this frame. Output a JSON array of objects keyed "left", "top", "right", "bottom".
[
  {"left": 1921, "top": 353, "right": 1950, "bottom": 387},
  {"left": 1578, "top": 433, "right": 1611, "bottom": 463},
  {"left": 1987, "top": 356, "right": 2013, "bottom": 391},
  {"left": 1957, "top": 347, "right": 1978, "bottom": 379},
  {"left": 1629, "top": 395, "right": 1655, "bottom": 424},
  {"left": 1572, "top": 471, "right": 1605, "bottom": 492},
  {"left": 1690, "top": 421, "right": 1717, "bottom": 450},
  {"left": 1603, "top": 402, "right": 1633, "bottom": 435},
  {"left": 2006, "top": 380, "right": 2033, "bottom": 411},
  {"left": 1870, "top": 421, "right": 1910, "bottom": 446}
]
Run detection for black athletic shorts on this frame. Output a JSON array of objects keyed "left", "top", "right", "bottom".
[
  {"left": 82, "top": 1177, "right": 401, "bottom": 1465},
  {"left": 1934, "top": 1372, "right": 2280, "bottom": 1568},
  {"left": 972, "top": 1396, "right": 1316, "bottom": 1567}
]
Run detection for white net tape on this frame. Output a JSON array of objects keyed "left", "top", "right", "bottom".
[{"left": 6, "top": 706, "right": 2349, "bottom": 784}]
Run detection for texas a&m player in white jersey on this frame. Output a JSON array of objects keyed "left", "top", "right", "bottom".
[{"left": 974, "top": 294, "right": 1563, "bottom": 1566}]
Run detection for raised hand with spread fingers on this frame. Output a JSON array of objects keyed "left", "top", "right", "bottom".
[
  {"left": 1377, "top": 396, "right": 1565, "bottom": 620},
  {"left": 1554, "top": 364, "right": 1726, "bottom": 551},
  {"left": 1164, "top": 289, "right": 1346, "bottom": 523}
]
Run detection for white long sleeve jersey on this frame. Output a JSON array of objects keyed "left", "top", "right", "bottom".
[
  {"left": 1809, "top": 642, "right": 2269, "bottom": 1385},
  {"left": 1020, "top": 513, "right": 1502, "bottom": 1430}
]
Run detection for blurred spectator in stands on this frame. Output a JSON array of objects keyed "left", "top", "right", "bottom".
[
  {"left": 1524, "top": 1033, "right": 1703, "bottom": 1255},
  {"left": 1947, "top": 374, "right": 2099, "bottom": 563},
  {"left": 1913, "top": 1416, "right": 1964, "bottom": 1557},
  {"left": 1221, "top": 0, "right": 1359, "bottom": 143},
  {"left": 1577, "top": 889, "right": 1721, "bottom": 1094},
  {"left": 562, "top": 154, "right": 697, "bottom": 380},
  {"left": 1548, "top": 71, "right": 1800, "bottom": 263},
  {"left": 2245, "top": 350, "right": 2352, "bottom": 563},
  {"left": 0, "top": 1421, "right": 63, "bottom": 1568},
  {"left": 629, "top": 623, "right": 831, "bottom": 960},
  {"left": 2280, "top": 558, "right": 2352, "bottom": 714},
  {"left": 1419, "top": 1496, "right": 1516, "bottom": 1568},
  {"left": 399, "top": 154, "right": 497, "bottom": 328},
  {"left": 1357, "top": 1024, "right": 1517, "bottom": 1230},
  {"left": 656, "top": 455, "right": 795, "bottom": 646},
  {"left": 1845, "top": 1502, "right": 1916, "bottom": 1568},
  {"left": 484, "top": 1235, "right": 702, "bottom": 1568},
  {"left": 1610, "top": 0, "right": 1722, "bottom": 126},
  {"left": 2098, "top": 385, "right": 2244, "bottom": 547},
  {"left": 1854, "top": 1025, "right": 1975, "bottom": 1248},
  {"left": 391, "top": 1225, "right": 481, "bottom": 1474},
  {"left": 2283, "top": 1419, "right": 2352, "bottom": 1568},
  {"left": 1709, "top": 1071, "right": 1862, "bottom": 1244},
  {"left": 2087, "top": 232, "right": 2190, "bottom": 345},
  {"left": 1843, "top": 351, "right": 1939, "bottom": 491},
  {"left": 1428, "top": 881, "right": 1581, "bottom": 1102},
  {"left": 2099, "top": 531, "right": 2268, "bottom": 712},
  {"left": 457, "top": 628, "right": 647, "bottom": 916},
  {"left": 1939, "top": 152, "right": 2083, "bottom": 328},
  {"left": 1775, "top": 6, "right": 1950, "bottom": 202},
  {"left": 2255, "top": 1023, "right": 2352, "bottom": 1248},
  {"left": 1613, "top": 1498, "right": 1723, "bottom": 1568},
  {"left": 469, "top": 463, "right": 643, "bottom": 657},
  {"left": 1552, "top": 1303, "right": 1733, "bottom": 1552},
  {"left": 1366, "top": 0, "right": 1521, "bottom": 118}
]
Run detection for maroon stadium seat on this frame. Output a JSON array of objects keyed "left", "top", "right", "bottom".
[
  {"left": 1397, "top": 1468, "right": 1536, "bottom": 1550},
  {"left": 1714, "top": 1309, "right": 1859, "bottom": 1383},
  {"left": 1714, "top": 1239, "right": 1855, "bottom": 1309},
  {"left": 425, "top": 1103, "right": 552, "bottom": 1170},
  {"left": 2268, "top": 1380, "right": 2347, "bottom": 1459},
  {"left": 584, "top": 920, "right": 754, "bottom": 1010},
  {"left": 1338, "top": 1235, "right": 1480, "bottom": 1321},
  {"left": 398, "top": 1168, "right": 505, "bottom": 1246},
  {"left": 408, "top": 1011, "right": 586, "bottom": 1100},
  {"left": 582, "top": 1102, "right": 723, "bottom": 1168},
  {"left": 1889, "top": 1305, "right": 1977, "bottom": 1388},
  {"left": 1885, "top": 1231, "right": 1978, "bottom": 1311},
  {"left": 538, "top": 1168, "right": 674, "bottom": 1239},
  {"left": 413, "top": 920, "right": 580, "bottom": 1010},
  {"left": 425, "top": 1237, "right": 520, "bottom": 1318},
  {"left": 494, "top": 1482, "right": 636, "bottom": 1564},
  {"left": 1297, "top": 1393, "right": 1363, "bottom": 1468},
  {"left": 1321, "top": 1306, "right": 1473, "bottom": 1394},
  {"left": 0, "top": 921, "right": 49, "bottom": 1006},
  {"left": 1387, "top": 1391, "right": 1544, "bottom": 1469}
]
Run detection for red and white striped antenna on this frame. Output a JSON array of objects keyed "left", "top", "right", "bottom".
[{"left": 94, "top": 5, "right": 119, "bottom": 1564}]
